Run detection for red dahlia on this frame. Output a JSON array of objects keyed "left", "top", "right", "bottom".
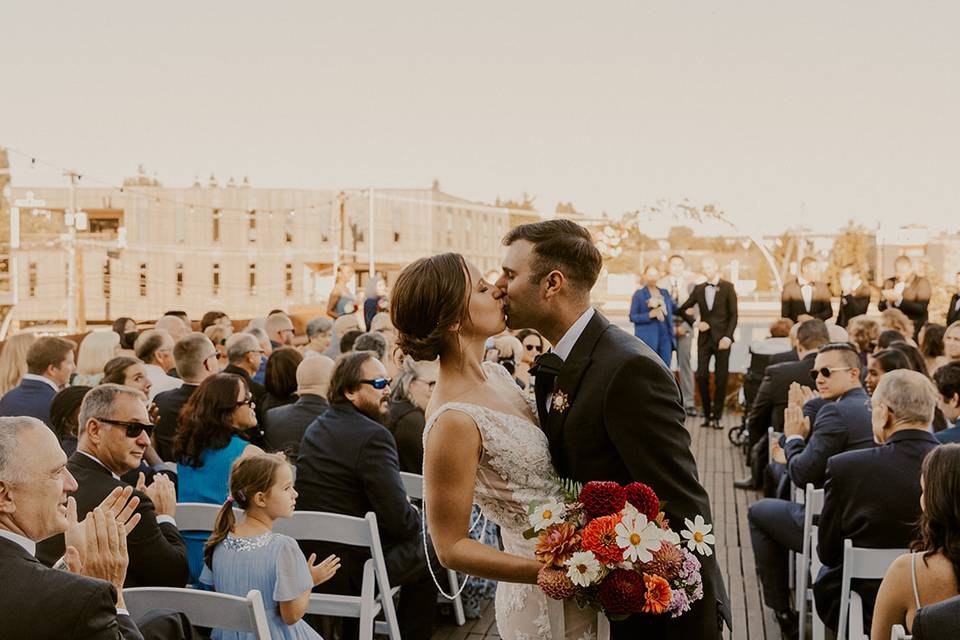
[
  {"left": 579, "top": 481, "right": 627, "bottom": 518},
  {"left": 625, "top": 482, "right": 660, "bottom": 522},
  {"left": 598, "top": 569, "right": 646, "bottom": 615}
]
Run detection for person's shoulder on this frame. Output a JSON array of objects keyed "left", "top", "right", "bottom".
[{"left": 827, "top": 443, "right": 878, "bottom": 475}]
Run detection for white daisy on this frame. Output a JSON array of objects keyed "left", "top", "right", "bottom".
[
  {"left": 565, "top": 551, "right": 602, "bottom": 587},
  {"left": 614, "top": 514, "right": 663, "bottom": 563},
  {"left": 529, "top": 501, "right": 567, "bottom": 531},
  {"left": 681, "top": 515, "right": 716, "bottom": 556}
]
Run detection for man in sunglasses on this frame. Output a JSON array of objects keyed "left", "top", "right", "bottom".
[{"left": 37, "top": 384, "right": 189, "bottom": 589}]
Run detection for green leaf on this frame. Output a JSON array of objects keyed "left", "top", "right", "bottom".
[{"left": 522, "top": 526, "right": 538, "bottom": 540}]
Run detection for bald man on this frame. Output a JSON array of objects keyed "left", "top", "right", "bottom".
[
  {"left": 262, "top": 356, "right": 334, "bottom": 455},
  {"left": 155, "top": 316, "right": 189, "bottom": 344}
]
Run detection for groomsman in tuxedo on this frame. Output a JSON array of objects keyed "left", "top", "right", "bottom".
[
  {"left": 677, "top": 258, "right": 738, "bottom": 429},
  {"left": 878, "top": 255, "right": 931, "bottom": 340},
  {"left": 947, "top": 272, "right": 960, "bottom": 327},
  {"left": 659, "top": 255, "right": 698, "bottom": 416},
  {"left": 780, "top": 257, "right": 833, "bottom": 323},
  {"left": 836, "top": 264, "right": 872, "bottom": 328}
]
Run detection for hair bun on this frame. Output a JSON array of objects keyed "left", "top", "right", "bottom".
[{"left": 395, "top": 329, "right": 445, "bottom": 362}]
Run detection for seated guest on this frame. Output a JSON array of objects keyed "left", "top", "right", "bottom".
[
  {"left": 36, "top": 385, "right": 190, "bottom": 588},
  {"left": 323, "top": 314, "right": 361, "bottom": 360},
  {"left": 134, "top": 329, "right": 182, "bottom": 400},
  {"left": 153, "top": 333, "right": 219, "bottom": 461},
  {"left": 51, "top": 385, "right": 92, "bottom": 456},
  {"left": 200, "top": 310, "right": 231, "bottom": 333},
  {"left": 814, "top": 370, "right": 941, "bottom": 632},
  {"left": 200, "top": 453, "right": 340, "bottom": 640},
  {"left": 889, "top": 340, "right": 930, "bottom": 376},
  {"left": 934, "top": 362, "right": 960, "bottom": 442},
  {"left": 222, "top": 333, "right": 266, "bottom": 403},
  {"left": 175, "top": 373, "right": 262, "bottom": 584},
  {"left": 266, "top": 312, "right": 295, "bottom": 349},
  {"left": 295, "top": 351, "right": 438, "bottom": 640},
  {"left": 387, "top": 358, "right": 438, "bottom": 474},
  {"left": 866, "top": 349, "right": 913, "bottom": 395},
  {"left": 155, "top": 314, "right": 190, "bottom": 344},
  {"left": 339, "top": 329, "right": 363, "bottom": 355},
  {"left": 944, "top": 321, "right": 960, "bottom": 364},
  {"left": 102, "top": 357, "right": 153, "bottom": 397},
  {"left": 848, "top": 316, "right": 880, "bottom": 371},
  {"left": 73, "top": 330, "right": 121, "bottom": 387},
  {"left": 0, "top": 417, "right": 147, "bottom": 639},
  {"left": 354, "top": 331, "right": 389, "bottom": 361},
  {"left": 113, "top": 316, "right": 137, "bottom": 340},
  {"left": 204, "top": 324, "right": 233, "bottom": 371},
  {"left": 257, "top": 347, "right": 303, "bottom": 422},
  {"left": 302, "top": 317, "right": 333, "bottom": 359},
  {"left": 263, "top": 356, "right": 333, "bottom": 456},
  {"left": 871, "top": 444, "right": 960, "bottom": 639},
  {"left": 0, "top": 336, "right": 76, "bottom": 427},
  {"left": 0, "top": 332, "right": 37, "bottom": 397},
  {"left": 369, "top": 312, "right": 401, "bottom": 376},
  {"left": 245, "top": 328, "right": 272, "bottom": 385},
  {"left": 920, "top": 323, "right": 949, "bottom": 374}
]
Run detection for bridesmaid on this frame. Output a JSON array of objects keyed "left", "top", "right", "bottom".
[{"left": 629, "top": 264, "right": 676, "bottom": 366}]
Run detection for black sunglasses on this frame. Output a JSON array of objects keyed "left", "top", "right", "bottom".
[
  {"left": 360, "top": 377, "right": 391, "bottom": 390},
  {"left": 97, "top": 418, "right": 154, "bottom": 439},
  {"left": 809, "top": 366, "right": 854, "bottom": 381},
  {"left": 236, "top": 395, "right": 255, "bottom": 408},
  {"left": 524, "top": 344, "right": 543, "bottom": 352}
]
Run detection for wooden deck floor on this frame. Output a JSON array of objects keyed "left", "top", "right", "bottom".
[{"left": 431, "top": 413, "right": 780, "bottom": 640}]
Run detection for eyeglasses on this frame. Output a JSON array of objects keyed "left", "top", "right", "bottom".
[
  {"left": 810, "top": 367, "right": 854, "bottom": 381},
  {"left": 236, "top": 395, "right": 255, "bottom": 408},
  {"left": 96, "top": 418, "right": 154, "bottom": 439},
  {"left": 360, "top": 377, "right": 391, "bottom": 390},
  {"left": 524, "top": 344, "right": 543, "bottom": 353}
]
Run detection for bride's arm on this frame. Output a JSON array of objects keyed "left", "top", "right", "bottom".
[{"left": 425, "top": 410, "right": 542, "bottom": 584}]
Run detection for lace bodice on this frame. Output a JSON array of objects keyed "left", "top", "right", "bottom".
[{"left": 423, "top": 362, "right": 561, "bottom": 535}]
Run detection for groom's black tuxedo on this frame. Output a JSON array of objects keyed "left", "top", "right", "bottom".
[{"left": 534, "top": 310, "right": 730, "bottom": 638}]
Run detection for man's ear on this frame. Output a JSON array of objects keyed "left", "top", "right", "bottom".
[
  {"left": 0, "top": 481, "right": 15, "bottom": 514},
  {"left": 83, "top": 418, "right": 102, "bottom": 444},
  {"left": 951, "top": 392, "right": 960, "bottom": 409},
  {"left": 542, "top": 270, "right": 565, "bottom": 299}
]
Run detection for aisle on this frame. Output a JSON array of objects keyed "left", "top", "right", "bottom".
[{"left": 431, "top": 413, "right": 777, "bottom": 640}]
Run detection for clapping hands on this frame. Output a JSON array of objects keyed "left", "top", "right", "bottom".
[
  {"left": 137, "top": 472, "right": 177, "bottom": 517},
  {"left": 788, "top": 382, "right": 818, "bottom": 410},
  {"left": 307, "top": 553, "right": 341, "bottom": 586}
]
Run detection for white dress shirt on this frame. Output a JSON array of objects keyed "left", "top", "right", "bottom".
[
  {"left": 143, "top": 364, "right": 182, "bottom": 401},
  {"left": 705, "top": 280, "right": 720, "bottom": 311},
  {"left": 21, "top": 373, "right": 61, "bottom": 392},
  {"left": 798, "top": 277, "right": 813, "bottom": 312},
  {"left": 545, "top": 307, "right": 596, "bottom": 412}
]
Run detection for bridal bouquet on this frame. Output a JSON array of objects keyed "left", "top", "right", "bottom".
[{"left": 527, "top": 480, "right": 713, "bottom": 620}]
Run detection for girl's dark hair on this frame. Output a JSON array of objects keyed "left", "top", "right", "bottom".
[
  {"left": 877, "top": 329, "right": 906, "bottom": 351},
  {"left": 921, "top": 323, "right": 946, "bottom": 359},
  {"left": 264, "top": 347, "right": 302, "bottom": 398},
  {"left": 888, "top": 340, "right": 930, "bottom": 377},
  {"left": 391, "top": 253, "right": 471, "bottom": 361},
  {"left": 50, "top": 385, "right": 92, "bottom": 439},
  {"left": 870, "top": 348, "right": 912, "bottom": 374},
  {"left": 205, "top": 452, "right": 288, "bottom": 569},
  {"left": 112, "top": 317, "right": 136, "bottom": 337},
  {"left": 101, "top": 356, "right": 141, "bottom": 386},
  {"left": 912, "top": 444, "right": 960, "bottom": 581},
  {"left": 175, "top": 373, "right": 247, "bottom": 468}
]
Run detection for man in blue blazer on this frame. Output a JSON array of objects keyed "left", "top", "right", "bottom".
[
  {"left": 934, "top": 362, "right": 960, "bottom": 442},
  {"left": 0, "top": 336, "right": 76, "bottom": 428}
]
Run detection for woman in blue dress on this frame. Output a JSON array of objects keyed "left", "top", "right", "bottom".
[
  {"left": 201, "top": 453, "right": 341, "bottom": 640},
  {"left": 177, "top": 373, "right": 264, "bottom": 583},
  {"left": 629, "top": 264, "right": 677, "bottom": 366}
]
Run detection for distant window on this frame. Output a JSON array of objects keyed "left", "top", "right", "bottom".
[
  {"left": 139, "top": 263, "right": 148, "bottom": 297},
  {"left": 212, "top": 263, "right": 221, "bottom": 296},
  {"left": 248, "top": 263, "right": 257, "bottom": 295},
  {"left": 284, "top": 211, "right": 294, "bottom": 244},
  {"left": 212, "top": 209, "right": 221, "bottom": 242},
  {"left": 285, "top": 263, "right": 293, "bottom": 296},
  {"left": 247, "top": 210, "right": 257, "bottom": 243},
  {"left": 28, "top": 262, "right": 37, "bottom": 297},
  {"left": 102, "top": 260, "right": 110, "bottom": 302},
  {"left": 175, "top": 263, "right": 184, "bottom": 296},
  {"left": 394, "top": 231, "right": 401, "bottom": 243}
]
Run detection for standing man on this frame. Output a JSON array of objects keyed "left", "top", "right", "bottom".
[
  {"left": 660, "top": 255, "right": 698, "bottom": 416},
  {"left": 878, "top": 255, "right": 931, "bottom": 340},
  {"left": 677, "top": 258, "right": 739, "bottom": 429},
  {"left": 836, "top": 264, "right": 872, "bottom": 328},
  {"left": 946, "top": 272, "right": 960, "bottom": 327},
  {"left": 781, "top": 257, "right": 833, "bottom": 323}
]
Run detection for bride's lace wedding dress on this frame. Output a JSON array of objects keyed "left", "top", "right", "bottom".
[{"left": 423, "top": 362, "right": 598, "bottom": 640}]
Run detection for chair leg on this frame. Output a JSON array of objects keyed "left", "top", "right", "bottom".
[
  {"left": 358, "top": 560, "right": 375, "bottom": 640},
  {"left": 448, "top": 569, "right": 466, "bottom": 626}
]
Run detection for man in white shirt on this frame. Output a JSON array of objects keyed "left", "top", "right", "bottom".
[{"left": 133, "top": 330, "right": 182, "bottom": 401}]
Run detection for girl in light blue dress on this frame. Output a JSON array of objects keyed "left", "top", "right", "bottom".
[{"left": 201, "top": 454, "right": 341, "bottom": 640}]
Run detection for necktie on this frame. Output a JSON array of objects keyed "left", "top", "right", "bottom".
[{"left": 532, "top": 352, "right": 564, "bottom": 418}]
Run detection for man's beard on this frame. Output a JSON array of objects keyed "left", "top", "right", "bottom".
[{"left": 356, "top": 397, "right": 388, "bottom": 424}]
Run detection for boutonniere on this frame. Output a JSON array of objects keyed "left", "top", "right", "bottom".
[{"left": 552, "top": 390, "right": 569, "bottom": 413}]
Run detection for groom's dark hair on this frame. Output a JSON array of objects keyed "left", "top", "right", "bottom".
[{"left": 503, "top": 220, "right": 602, "bottom": 293}]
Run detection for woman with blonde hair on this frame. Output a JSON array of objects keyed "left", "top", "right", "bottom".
[
  {"left": 205, "top": 323, "right": 233, "bottom": 371},
  {"left": 0, "top": 332, "right": 37, "bottom": 396},
  {"left": 72, "top": 329, "right": 121, "bottom": 386},
  {"left": 882, "top": 308, "right": 916, "bottom": 344}
]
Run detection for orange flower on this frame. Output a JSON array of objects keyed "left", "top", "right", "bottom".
[
  {"left": 580, "top": 514, "right": 624, "bottom": 565},
  {"left": 641, "top": 573, "right": 672, "bottom": 614},
  {"left": 535, "top": 522, "right": 581, "bottom": 568}
]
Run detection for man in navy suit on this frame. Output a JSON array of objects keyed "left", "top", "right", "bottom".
[
  {"left": 748, "top": 342, "right": 875, "bottom": 639},
  {"left": 934, "top": 362, "right": 960, "bottom": 442},
  {"left": 0, "top": 336, "right": 76, "bottom": 428},
  {"left": 814, "top": 370, "right": 940, "bottom": 632}
]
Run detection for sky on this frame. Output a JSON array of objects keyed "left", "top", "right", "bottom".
[{"left": 2, "top": 1, "right": 958, "bottom": 236}]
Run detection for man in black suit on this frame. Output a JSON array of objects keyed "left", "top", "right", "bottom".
[
  {"left": 223, "top": 333, "right": 267, "bottom": 403},
  {"left": 153, "top": 333, "right": 219, "bottom": 460},
  {"left": 836, "top": 264, "right": 872, "bottom": 328},
  {"left": 264, "top": 355, "right": 332, "bottom": 455},
  {"left": 497, "top": 220, "right": 730, "bottom": 639},
  {"left": 814, "top": 369, "right": 940, "bottom": 632},
  {"left": 781, "top": 257, "right": 833, "bottom": 323},
  {"left": 295, "top": 351, "right": 437, "bottom": 640},
  {"left": 736, "top": 319, "right": 829, "bottom": 490},
  {"left": 946, "top": 272, "right": 960, "bottom": 327},
  {"left": 677, "top": 257, "right": 739, "bottom": 428},
  {"left": 37, "top": 384, "right": 189, "bottom": 588},
  {"left": 878, "top": 256, "right": 931, "bottom": 340}
]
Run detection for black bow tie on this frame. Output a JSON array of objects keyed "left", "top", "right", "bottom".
[{"left": 531, "top": 352, "right": 564, "bottom": 378}]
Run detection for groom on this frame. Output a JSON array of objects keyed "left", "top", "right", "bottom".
[{"left": 495, "top": 220, "right": 731, "bottom": 638}]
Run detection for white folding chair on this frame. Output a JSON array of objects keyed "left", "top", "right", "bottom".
[
  {"left": 274, "top": 510, "right": 401, "bottom": 640},
  {"left": 399, "top": 471, "right": 467, "bottom": 626},
  {"left": 890, "top": 624, "right": 910, "bottom": 640},
  {"left": 124, "top": 587, "right": 270, "bottom": 639},
  {"left": 837, "top": 539, "right": 908, "bottom": 640},
  {"left": 797, "top": 484, "right": 826, "bottom": 640},
  {"left": 174, "top": 502, "right": 241, "bottom": 533}
]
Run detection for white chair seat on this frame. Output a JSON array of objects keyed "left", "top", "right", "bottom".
[{"left": 124, "top": 587, "right": 270, "bottom": 639}]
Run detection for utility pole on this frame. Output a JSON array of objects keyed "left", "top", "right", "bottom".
[
  {"left": 368, "top": 187, "right": 375, "bottom": 278},
  {"left": 334, "top": 191, "right": 346, "bottom": 277},
  {"left": 65, "top": 171, "right": 86, "bottom": 332}
]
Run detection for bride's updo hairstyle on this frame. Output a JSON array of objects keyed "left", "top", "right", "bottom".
[{"left": 391, "top": 253, "right": 471, "bottom": 362}]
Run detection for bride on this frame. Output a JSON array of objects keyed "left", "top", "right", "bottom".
[{"left": 390, "top": 253, "right": 597, "bottom": 640}]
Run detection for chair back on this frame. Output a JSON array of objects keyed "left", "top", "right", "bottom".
[
  {"left": 797, "top": 483, "right": 826, "bottom": 639},
  {"left": 175, "top": 502, "right": 241, "bottom": 532},
  {"left": 399, "top": 471, "right": 424, "bottom": 500},
  {"left": 912, "top": 593, "right": 960, "bottom": 640},
  {"left": 124, "top": 587, "right": 271, "bottom": 639},
  {"left": 837, "top": 539, "right": 908, "bottom": 640},
  {"left": 889, "top": 623, "right": 910, "bottom": 640}
]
